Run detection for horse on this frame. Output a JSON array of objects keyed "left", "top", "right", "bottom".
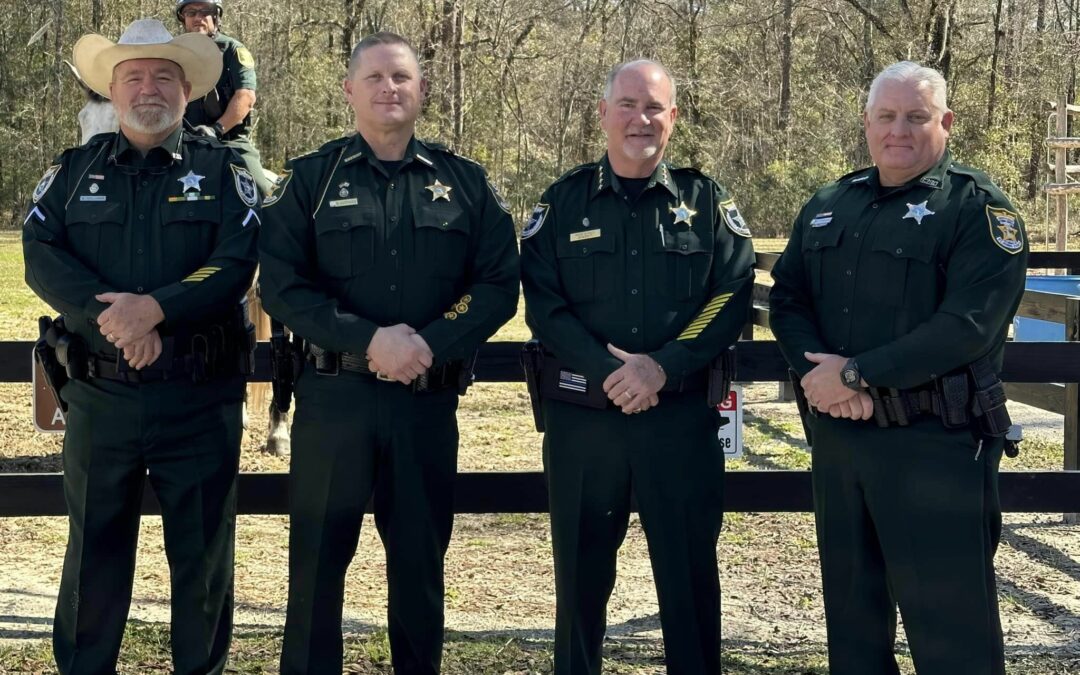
[{"left": 66, "top": 61, "right": 291, "bottom": 456}]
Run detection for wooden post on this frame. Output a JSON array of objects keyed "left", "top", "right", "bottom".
[
  {"left": 1055, "top": 96, "right": 1069, "bottom": 257},
  {"left": 1065, "top": 296, "right": 1079, "bottom": 523}
]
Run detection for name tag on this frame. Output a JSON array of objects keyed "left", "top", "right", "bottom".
[
  {"left": 569, "top": 229, "right": 601, "bottom": 242},
  {"left": 79, "top": 195, "right": 106, "bottom": 202},
  {"left": 329, "top": 198, "right": 358, "bottom": 208}
]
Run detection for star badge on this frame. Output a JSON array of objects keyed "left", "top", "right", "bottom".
[
  {"left": 903, "top": 200, "right": 935, "bottom": 225},
  {"left": 426, "top": 179, "right": 452, "bottom": 202},
  {"left": 670, "top": 201, "right": 697, "bottom": 227},
  {"left": 178, "top": 170, "right": 205, "bottom": 193}
]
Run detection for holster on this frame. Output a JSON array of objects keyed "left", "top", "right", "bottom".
[
  {"left": 788, "top": 369, "right": 814, "bottom": 446},
  {"left": 707, "top": 346, "right": 736, "bottom": 407},
  {"left": 457, "top": 350, "right": 479, "bottom": 396},
  {"left": 34, "top": 316, "right": 80, "bottom": 413},
  {"left": 269, "top": 319, "right": 303, "bottom": 414},
  {"left": 520, "top": 340, "right": 546, "bottom": 432}
]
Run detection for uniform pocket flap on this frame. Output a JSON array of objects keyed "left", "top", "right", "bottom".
[
  {"left": 163, "top": 200, "right": 220, "bottom": 224},
  {"left": 801, "top": 223, "right": 844, "bottom": 252},
  {"left": 415, "top": 201, "right": 470, "bottom": 235},
  {"left": 65, "top": 200, "right": 126, "bottom": 226},
  {"left": 314, "top": 204, "right": 376, "bottom": 234},
  {"left": 871, "top": 230, "right": 935, "bottom": 262},
  {"left": 557, "top": 235, "right": 616, "bottom": 258}
]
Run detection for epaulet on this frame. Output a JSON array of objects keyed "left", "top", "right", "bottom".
[
  {"left": 948, "top": 162, "right": 1012, "bottom": 202},
  {"left": 838, "top": 165, "right": 874, "bottom": 184},
  {"left": 666, "top": 163, "right": 719, "bottom": 186},
  {"left": 549, "top": 162, "right": 596, "bottom": 188},
  {"left": 288, "top": 136, "right": 352, "bottom": 164},
  {"left": 183, "top": 133, "right": 229, "bottom": 149},
  {"left": 418, "top": 139, "right": 488, "bottom": 172}
]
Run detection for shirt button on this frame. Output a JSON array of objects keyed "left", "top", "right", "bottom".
[
  {"left": 141, "top": 180, "right": 148, "bottom": 187},
  {"left": 390, "top": 249, "right": 397, "bottom": 256},
  {"left": 838, "top": 345, "right": 845, "bottom": 351},
  {"left": 845, "top": 269, "right": 852, "bottom": 276},
  {"left": 138, "top": 214, "right": 145, "bottom": 220},
  {"left": 853, "top": 232, "right": 860, "bottom": 238},
  {"left": 842, "top": 307, "right": 849, "bottom": 314},
  {"left": 136, "top": 286, "right": 144, "bottom": 292},
  {"left": 389, "top": 216, "right": 397, "bottom": 222},
  {"left": 896, "top": 248, "right": 903, "bottom": 254},
  {"left": 137, "top": 248, "right": 144, "bottom": 255},
  {"left": 581, "top": 247, "right": 588, "bottom": 254},
  {"left": 631, "top": 289, "right": 638, "bottom": 295},
  {"left": 390, "top": 284, "right": 397, "bottom": 291},
  {"left": 681, "top": 244, "right": 688, "bottom": 250},
  {"left": 631, "top": 327, "right": 638, "bottom": 334},
  {"left": 631, "top": 249, "right": 638, "bottom": 256},
  {"left": 872, "top": 204, "right": 879, "bottom": 209},
  {"left": 389, "top": 183, "right": 396, "bottom": 190},
  {"left": 630, "top": 212, "right": 637, "bottom": 218}
]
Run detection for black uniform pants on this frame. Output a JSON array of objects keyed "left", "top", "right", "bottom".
[
  {"left": 542, "top": 391, "right": 725, "bottom": 675},
  {"left": 811, "top": 416, "right": 1005, "bottom": 675},
  {"left": 52, "top": 376, "right": 244, "bottom": 675},
  {"left": 280, "top": 368, "right": 459, "bottom": 675}
]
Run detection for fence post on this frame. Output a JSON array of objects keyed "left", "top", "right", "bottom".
[{"left": 1065, "top": 296, "right": 1079, "bottom": 523}]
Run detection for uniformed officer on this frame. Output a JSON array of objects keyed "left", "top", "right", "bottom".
[
  {"left": 520, "top": 59, "right": 755, "bottom": 674},
  {"left": 769, "top": 61, "right": 1027, "bottom": 675},
  {"left": 23, "top": 19, "right": 259, "bottom": 675},
  {"left": 258, "top": 32, "right": 519, "bottom": 674},
  {"left": 175, "top": 0, "right": 272, "bottom": 195}
]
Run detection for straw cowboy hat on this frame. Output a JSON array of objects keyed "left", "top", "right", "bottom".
[{"left": 72, "top": 18, "right": 222, "bottom": 100}]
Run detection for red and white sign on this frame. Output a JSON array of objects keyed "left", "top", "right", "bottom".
[{"left": 715, "top": 385, "right": 743, "bottom": 458}]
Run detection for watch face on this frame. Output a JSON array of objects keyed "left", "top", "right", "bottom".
[{"left": 843, "top": 369, "right": 857, "bottom": 384}]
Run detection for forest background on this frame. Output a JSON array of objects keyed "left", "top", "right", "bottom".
[{"left": 1, "top": 0, "right": 1078, "bottom": 237}]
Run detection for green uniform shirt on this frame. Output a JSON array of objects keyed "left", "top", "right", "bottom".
[
  {"left": 184, "top": 32, "right": 257, "bottom": 139},
  {"left": 23, "top": 126, "right": 261, "bottom": 355},
  {"left": 258, "top": 134, "right": 519, "bottom": 364},
  {"left": 521, "top": 155, "right": 756, "bottom": 385},
  {"left": 769, "top": 150, "right": 1029, "bottom": 388}
]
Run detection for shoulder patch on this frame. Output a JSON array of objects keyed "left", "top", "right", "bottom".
[
  {"left": 236, "top": 46, "right": 255, "bottom": 69},
  {"left": 231, "top": 164, "right": 259, "bottom": 207},
  {"left": 719, "top": 199, "right": 751, "bottom": 238},
  {"left": 521, "top": 203, "right": 549, "bottom": 240},
  {"left": 263, "top": 170, "right": 293, "bottom": 207},
  {"left": 33, "top": 164, "right": 62, "bottom": 203},
  {"left": 987, "top": 205, "right": 1024, "bottom": 255},
  {"left": 488, "top": 180, "right": 511, "bottom": 214}
]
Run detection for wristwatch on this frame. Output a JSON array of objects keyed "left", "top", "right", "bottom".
[
  {"left": 212, "top": 122, "right": 226, "bottom": 137},
  {"left": 840, "top": 358, "right": 862, "bottom": 391}
]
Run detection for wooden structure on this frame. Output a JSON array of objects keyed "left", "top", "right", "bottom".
[{"left": 1046, "top": 98, "right": 1080, "bottom": 251}]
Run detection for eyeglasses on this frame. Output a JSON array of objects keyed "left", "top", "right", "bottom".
[{"left": 181, "top": 8, "right": 217, "bottom": 18}]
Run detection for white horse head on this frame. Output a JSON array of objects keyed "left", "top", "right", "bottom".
[{"left": 65, "top": 60, "right": 118, "bottom": 145}]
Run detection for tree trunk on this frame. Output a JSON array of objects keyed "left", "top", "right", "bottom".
[
  {"left": 1024, "top": 0, "right": 1047, "bottom": 199},
  {"left": 986, "top": 0, "right": 1004, "bottom": 128},
  {"left": 778, "top": 0, "right": 793, "bottom": 131}
]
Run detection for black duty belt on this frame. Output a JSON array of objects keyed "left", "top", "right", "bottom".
[
  {"left": 88, "top": 354, "right": 230, "bottom": 384},
  {"left": 866, "top": 385, "right": 940, "bottom": 427},
  {"left": 306, "top": 346, "right": 462, "bottom": 393}
]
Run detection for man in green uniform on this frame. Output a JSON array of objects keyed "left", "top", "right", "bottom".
[
  {"left": 520, "top": 59, "right": 755, "bottom": 674},
  {"left": 176, "top": 0, "right": 272, "bottom": 195},
  {"left": 23, "top": 19, "right": 259, "bottom": 675},
  {"left": 258, "top": 32, "right": 518, "bottom": 675},
  {"left": 769, "top": 61, "right": 1027, "bottom": 675}
]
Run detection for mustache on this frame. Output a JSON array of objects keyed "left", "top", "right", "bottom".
[{"left": 132, "top": 96, "right": 168, "bottom": 107}]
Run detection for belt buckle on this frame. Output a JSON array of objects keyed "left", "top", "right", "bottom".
[{"left": 376, "top": 371, "right": 395, "bottom": 382}]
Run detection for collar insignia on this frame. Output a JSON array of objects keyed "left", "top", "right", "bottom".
[
  {"left": 426, "top": 179, "right": 452, "bottom": 202},
  {"left": 338, "top": 181, "right": 350, "bottom": 198},
  {"left": 903, "top": 201, "right": 935, "bottom": 225}
]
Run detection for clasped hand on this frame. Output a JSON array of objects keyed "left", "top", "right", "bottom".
[
  {"left": 602, "top": 344, "right": 666, "bottom": 414},
  {"left": 366, "top": 324, "right": 433, "bottom": 384},
  {"left": 800, "top": 351, "right": 874, "bottom": 421},
  {"left": 96, "top": 292, "right": 166, "bottom": 370}
]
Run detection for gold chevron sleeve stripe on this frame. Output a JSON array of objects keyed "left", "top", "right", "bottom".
[
  {"left": 182, "top": 267, "right": 222, "bottom": 283},
  {"left": 677, "top": 294, "right": 733, "bottom": 341}
]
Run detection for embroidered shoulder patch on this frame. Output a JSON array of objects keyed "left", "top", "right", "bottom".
[
  {"left": 33, "top": 164, "right": 62, "bottom": 203},
  {"left": 236, "top": 46, "right": 255, "bottom": 69},
  {"left": 719, "top": 199, "right": 751, "bottom": 237},
  {"left": 231, "top": 164, "right": 259, "bottom": 208},
  {"left": 987, "top": 205, "right": 1023, "bottom": 254},
  {"left": 262, "top": 170, "right": 292, "bottom": 207},
  {"left": 521, "top": 203, "right": 549, "bottom": 240}
]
